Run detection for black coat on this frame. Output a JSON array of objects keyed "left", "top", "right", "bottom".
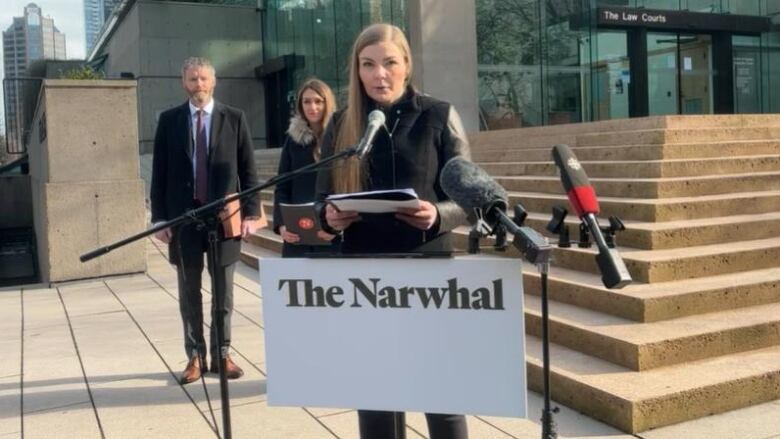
[
  {"left": 150, "top": 101, "right": 259, "bottom": 266},
  {"left": 273, "top": 115, "right": 334, "bottom": 257},
  {"left": 316, "top": 89, "right": 471, "bottom": 254}
]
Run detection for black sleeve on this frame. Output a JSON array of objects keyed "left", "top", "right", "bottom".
[
  {"left": 150, "top": 112, "right": 169, "bottom": 223},
  {"left": 237, "top": 111, "right": 260, "bottom": 217},
  {"left": 434, "top": 104, "right": 472, "bottom": 233},
  {"left": 315, "top": 116, "right": 338, "bottom": 201},
  {"left": 272, "top": 140, "right": 293, "bottom": 234},
  {"left": 314, "top": 117, "right": 341, "bottom": 235}
]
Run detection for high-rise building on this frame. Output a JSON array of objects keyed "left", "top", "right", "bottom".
[
  {"left": 3, "top": 3, "right": 67, "bottom": 79},
  {"left": 84, "top": 0, "right": 120, "bottom": 53},
  {"left": 2, "top": 3, "right": 67, "bottom": 150}
]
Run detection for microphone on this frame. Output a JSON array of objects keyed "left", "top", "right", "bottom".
[
  {"left": 355, "top": 110, "right": 386, "bottom": 159},
  {"left": 551, "top": 144, "right": 632, "bottom": 289},
  {"left": 440, "top": 157, "right": 551, "bottom": 264}
]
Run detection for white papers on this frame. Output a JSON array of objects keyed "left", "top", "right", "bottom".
[{"left": 326, "top": 188, "right": 420, "bottom": 213}]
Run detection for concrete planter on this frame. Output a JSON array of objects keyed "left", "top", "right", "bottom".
[{"left": 28, "top": 79, "right": 146, "bottom": 283}]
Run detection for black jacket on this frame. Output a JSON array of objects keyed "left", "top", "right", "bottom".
[
  {"left": 316, "top": 89, "right": 471, "bottom": 254},
  {"left": 273, "top": 115, "right": 337, "bottom": 257},
  {"left": 273, "top": 115, "right": 319, "bottom": 233},
  {"left": 150, "top": 101, "right": 259, "bottom": 266}
]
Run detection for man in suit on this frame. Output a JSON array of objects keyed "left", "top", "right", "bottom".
[{"left": 150, "top": 57, "right": 261, "bottom": 384}]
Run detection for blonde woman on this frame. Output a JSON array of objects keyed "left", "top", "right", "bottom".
[
  {"left": 315, "top": 23, "right": 471, "bottom": 439},
  {"left": 273, "top": 78, "right": 337, "bottom": 257}
]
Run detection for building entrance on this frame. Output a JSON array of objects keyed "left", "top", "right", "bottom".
[
  {"left": 647, "top": 33, "right": 713, "bottom": 115},
  {"left": 591, "top": 5, "right": 771, "bottom": 119}
]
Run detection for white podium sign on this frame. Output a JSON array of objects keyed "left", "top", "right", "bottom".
[{"left": 259, "top": 257, "right": 527, "bottom": 417}]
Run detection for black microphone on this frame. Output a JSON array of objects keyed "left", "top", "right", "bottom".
[
  {"left": 355, "top": 110, "right": 386, "bottom": 159},
  {"left": 440, "top": 157, "right": 551, "bottom": 264},
  {"left": 551, "top": 144, "right": 632, "bottom": 289}
]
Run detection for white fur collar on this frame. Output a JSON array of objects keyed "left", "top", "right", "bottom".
[{"left": 287, "top": 114, "right": 315, "bottom": 146}]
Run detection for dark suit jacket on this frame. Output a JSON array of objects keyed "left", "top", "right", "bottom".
[{"left": 150, "top": 100, "right": 259, "bottom": 266}]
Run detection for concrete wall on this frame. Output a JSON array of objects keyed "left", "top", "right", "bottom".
[
  {"left": 99, "top": 0, "right": 265, "bottom": 154},
  {"left": 408, "top": 0, "right": 479, "bottom": 133},
  {"left": 28, "top": 80, "right": 146, "bottom": 284}
]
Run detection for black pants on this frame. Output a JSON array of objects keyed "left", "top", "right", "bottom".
[
  {"left": 358, "top": 410, "right": 468, "bottom": 439},
  {"left": 176, "top": 254, "right": 235, "bottom": 362}
]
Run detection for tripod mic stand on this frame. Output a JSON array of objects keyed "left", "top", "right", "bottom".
[
  {"left": 80, "top": 144, "right": 368, "bottom": 439},
  {"left": 465, "top": 205, "right": 557, "bottom": 438}
]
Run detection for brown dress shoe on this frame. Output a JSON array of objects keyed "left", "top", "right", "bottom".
[
  {"left": 180, "top": 356, "right": 205, "bottom": 385},
  {"left": 210, "top": 355, "right": 244, "bottom": 379}
]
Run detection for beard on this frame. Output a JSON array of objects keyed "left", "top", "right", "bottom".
[{"left": 190, "top": 91, "right": 212, "bottom": 105}]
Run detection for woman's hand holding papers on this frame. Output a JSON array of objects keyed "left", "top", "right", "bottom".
[
  {"left": 325, "top": 203, "right": 361, "bottom": 231},
  {"left": 395, "top": 199, "right": 438, "bottom": 230}
]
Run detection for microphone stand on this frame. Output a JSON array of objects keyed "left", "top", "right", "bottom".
[
  {"left": 80, "top": 144, "right": 366, "bottom": 439},
  {"left": 538, "top": 259, "right": 558, "bottom": 439},
  {"left": 500, "top": 210, "right": 558, "bottom": 439},
  {"left": 468, "top": 206, "right": 557, "bottom": 438}
]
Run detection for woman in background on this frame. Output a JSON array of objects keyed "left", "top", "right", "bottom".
[{"left": 273, "top": 78, "right": 337, "bottom": 257}]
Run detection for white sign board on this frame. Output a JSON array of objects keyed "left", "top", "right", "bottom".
[{"left": 259, "top": 257, "right": 527, "bottom": 417}]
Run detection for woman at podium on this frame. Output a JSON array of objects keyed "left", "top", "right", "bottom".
[
  {"left": 315, "top": 23, "right": 471, "bottom": 439},
  {"left": 273, "top": 78, "right": 338, "bottom": 257}
]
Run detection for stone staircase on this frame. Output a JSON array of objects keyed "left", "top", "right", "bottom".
[{"left": 241, "top": 115, "right": 780, "bottom": 434}]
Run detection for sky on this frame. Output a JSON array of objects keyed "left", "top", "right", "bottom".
[{"left": 1, "top": 0, "right": 87, "bottom": 135}]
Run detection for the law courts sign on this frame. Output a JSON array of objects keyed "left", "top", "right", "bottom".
[
  {"left": 591, "top": 6, "right": 770, "bottom": 33},
  {"left": 259, "top": 257, "right": 527, "bottom": 418}
]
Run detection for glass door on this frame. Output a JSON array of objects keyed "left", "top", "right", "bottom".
[
  {"left": 588, "top": 30, "right": 630, "bottom": 121},
  {"left": 732, "top": 35, "right": 762, "bottom": 113},
  {"left": 646, "top": 32, "right": 713, "bottom": 115},
  {"left": 648, "top": 32, "right": 679, "bottom": 115},
  {"left": 679, "top": 34, "right": 713, "bottom": 114}
]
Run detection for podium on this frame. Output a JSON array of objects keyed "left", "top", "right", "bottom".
[{"left": 259, "top": 257, "right": 528, "bottom": 418}]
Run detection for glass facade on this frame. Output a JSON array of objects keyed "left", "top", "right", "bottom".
[
  {"left": 263, "top": 0, "right": 406, "bottom": 99},
  {"left": 476, "top": 0, "right": 780, "bottom": 129},
  {"left": 261, "top": 0, "right": 407, "bottom": 145}
]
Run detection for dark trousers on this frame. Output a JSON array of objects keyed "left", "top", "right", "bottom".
[
  {"left": 176, "top": 254, "right": 235, "bottom": 362},
  {"left": 358, "top": 410, "right": 468, "bottom": 439}
]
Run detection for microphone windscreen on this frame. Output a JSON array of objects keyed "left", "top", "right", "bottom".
[
  {"left": 368, "top": 109, "right": 386, "bottom": 126},
  {"left": 440, "top": 157, "right": 508, "bottom": 223},
  {"left": 551, "top": 144, "right": 599, "bottom": 217}
]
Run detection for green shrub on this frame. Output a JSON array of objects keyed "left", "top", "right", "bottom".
[{"left": 59, "top": 66, "right": 104, "bottom": 80}]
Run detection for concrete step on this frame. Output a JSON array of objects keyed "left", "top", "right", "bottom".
[
  {"left": 551, "top": 237, "right": 780, "bottom": 283},
  {"left": 514, "top": 212, "right": 780, "bottom": 250},
  {"left": 238, "top": 238, "right": 280, "bottom": 270},
  {"left": 472, "top": 140, "right": 780, "bottom": 162},
  {"left": 577, "top": 127, "right": 780, "bottom": 147},
  {"left": 259, "top": 193, "right": 780, "bottom": 251},
  {"left": 495, "top": 171, "right": 780, "bottom": 198},
  {"left": 522, "top": 266, "right": 780, "bottom": 323},
  {"left": 244, "top": 226, "right": 282, "bottom": 254},
  {"left": 479, "top": 155, "right": 780, "bottom": 178},
  {"left": 462, "top": 232, "right": 779, "bottom": 284},
  {"left": 524, "top": 336, "right": 780, "bottom": 433},
  {"left": 511, "top": 190, "right": 780, "bottom": 222},
  {"left": 618, "top": 212, "right": 780, "bottom": 250},
  {"left": 525, "top": 295, "right": 780, "bottom": 371},
  {"left": 470, "top": 115, "right": 780, "bottom": 149},
  {"left": 259, "top": 193, "right": 780, "bottom": 252}
]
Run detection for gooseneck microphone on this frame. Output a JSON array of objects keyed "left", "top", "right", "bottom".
[
  {"left": 440, "top": 157, "right": 551, "bottom": 264},
  {"left": 551, "top": 144, "right": 632, "bottom": 289},
  {"left": 355, "top": 110, "right": 386, "bottom": 159}
]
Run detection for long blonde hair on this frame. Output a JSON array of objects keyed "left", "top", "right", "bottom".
[
  {"left": 332, "top": 23, "right": 413, "bottom": 193},
  {"left": 295, "top": 78, "right": 336, "bottom": 161}
]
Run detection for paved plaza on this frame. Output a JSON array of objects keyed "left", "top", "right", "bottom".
[{"left": 1, "top": 239, "right": 779, "bottom": 438}]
